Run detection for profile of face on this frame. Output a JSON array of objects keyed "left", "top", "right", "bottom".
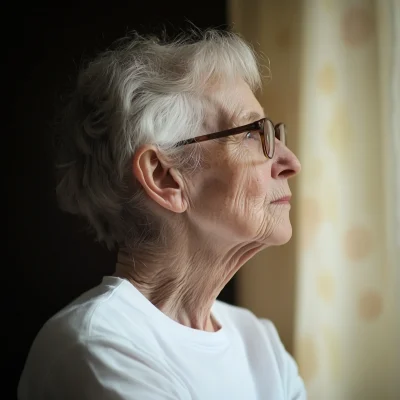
[
  {"left": 134, "top": 78, "right": 301, "bottom": 253},
  {"left": 183, "top": 79, "right": 301, "bottom": 249}
]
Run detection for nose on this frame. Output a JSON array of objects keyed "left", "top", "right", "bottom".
[{"left": 270, "top": 139, "right": 301, "bottom": 179}]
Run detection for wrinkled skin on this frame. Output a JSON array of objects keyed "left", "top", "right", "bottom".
[{"left": 115, "top": 79, "right": 301, "bottom": 332}]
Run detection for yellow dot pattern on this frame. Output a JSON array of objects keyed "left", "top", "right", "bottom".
[
  {"left": 341, "top": 5, "right": 375, "bottom": 47},
  {"left": 358, "top": 290, "right": 383, "bottom": 321},
  {"left": 316, "top": 271, "right": 335, "bottom": 303},
  {"left": 344, "top": 226, "right": 374, "bottom": 262},
  {"left": 317, "top": 63, "right": 336, "bottom": 94}
]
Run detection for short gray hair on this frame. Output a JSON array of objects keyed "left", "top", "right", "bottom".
[{"left": 56, "top": 29, "right": 262, "bottom": 251}]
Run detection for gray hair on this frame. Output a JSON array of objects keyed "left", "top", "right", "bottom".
[{"left": 56, "top": 29, "right": 262, "bottom": 251}]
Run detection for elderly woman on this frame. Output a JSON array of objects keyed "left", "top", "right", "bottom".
[{"left": 18, "top": 30, "right": 305, "bottom": 399}]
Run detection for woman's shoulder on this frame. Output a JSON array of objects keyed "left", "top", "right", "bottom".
[
  {"left": 22, "top": 276, "right": 147, "bottom": 373},
  {"left": 18, "top": 276, "right": 162, "bottom": 399},
  {"left": 36, "top": 276, "right": 149, "bottom": 346},
  {"left": 213, "top": 300, "right": 305, "bottom": 398}
]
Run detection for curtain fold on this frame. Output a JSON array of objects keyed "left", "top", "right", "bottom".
[{"left": 229, "top": 0, "right": 399, "bottom": 398}]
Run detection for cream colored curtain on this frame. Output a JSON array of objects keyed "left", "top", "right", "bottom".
[{"left": 229, "top": 0, "right": 400, "bottom": 398}]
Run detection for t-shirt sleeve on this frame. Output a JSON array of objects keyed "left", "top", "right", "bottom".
[
  {"left": 28, "top": 335, "right": 190, "bottom": 400},
  {"left": 260, "top": 319, "right": 307, "bottom": 400}
]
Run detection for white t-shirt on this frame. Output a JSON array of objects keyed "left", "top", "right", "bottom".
[{"left": 18, "top": 276, "right": 306, "bottom": 400}]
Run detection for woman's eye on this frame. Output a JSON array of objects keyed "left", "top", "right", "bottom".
[{"left": 246, "top": 131, "right": 258, "bottom": 140}]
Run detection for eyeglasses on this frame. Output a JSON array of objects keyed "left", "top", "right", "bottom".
[{"left": 175, "top": 118, "right": 286, "bottom": 159}]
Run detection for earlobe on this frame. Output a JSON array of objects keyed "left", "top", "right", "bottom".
[{"left": 132, "top": 146, "right": 187, "bottom": 214}]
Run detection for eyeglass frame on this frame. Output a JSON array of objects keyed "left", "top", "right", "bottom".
[{"left": 174, "top": 117, "right": 286, "bottom": 159}]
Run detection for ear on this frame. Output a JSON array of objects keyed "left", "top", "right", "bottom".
[{"left": 132, "top": 145, "right": 187, "bottom": 213}]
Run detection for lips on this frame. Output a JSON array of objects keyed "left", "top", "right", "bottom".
[{"left": 271, "top": 195, "right": 292, "bottom": 204}]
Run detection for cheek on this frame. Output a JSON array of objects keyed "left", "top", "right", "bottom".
[
  {"left": 221, "top": 164, "right": 272, "bottom": 223},
  {"left": 231, "top": 142, "right": 272, "bottom": 200},
  {"left": 244, "top": 164, "right": 272, "bottom": 201},
  {"left": 187, "top": 148, "right": 271, "bottom": 218},
  {"left": 188, "top": 170, "right": 231, "bottom": 218}
]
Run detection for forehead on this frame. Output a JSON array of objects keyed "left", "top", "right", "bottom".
[{"left": 204, "top": 78, "right": 264, "bottom": 130}]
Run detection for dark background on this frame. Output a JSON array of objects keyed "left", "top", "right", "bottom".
[{"left": 7, "top": 1, "right": 233, "bottom": 398}]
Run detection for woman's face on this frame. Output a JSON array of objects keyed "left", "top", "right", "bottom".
[{"left": 184, "top": 79, "right": 301, "bottom": 248}]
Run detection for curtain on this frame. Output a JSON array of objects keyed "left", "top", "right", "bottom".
[{"left": 229, "top": 0, "right": 400, "bottom": 398}]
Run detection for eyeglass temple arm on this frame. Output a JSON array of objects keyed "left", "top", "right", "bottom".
[{"left": 175, "top": 121, "right": 261, "bottom": 147}]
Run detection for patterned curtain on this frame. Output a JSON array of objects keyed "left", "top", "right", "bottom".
[{"left": 229, "top": 0, "right": 400, "bottom": 398}]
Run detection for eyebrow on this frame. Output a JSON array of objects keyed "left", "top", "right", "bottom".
[{"left": 238, "top": 110, "right": 265, "bottom": 125}]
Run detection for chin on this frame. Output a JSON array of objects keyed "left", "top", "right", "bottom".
[{"left": 269, "top": 221, "right": 293, "bottom": 246}]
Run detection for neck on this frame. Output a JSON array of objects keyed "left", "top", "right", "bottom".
[{"left": 114, "top": 236, "right": 263, "bottom": 332}]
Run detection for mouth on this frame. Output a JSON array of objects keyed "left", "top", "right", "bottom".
[{"left": 271, "top": 195, "right": 292, "bottom": 204}]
